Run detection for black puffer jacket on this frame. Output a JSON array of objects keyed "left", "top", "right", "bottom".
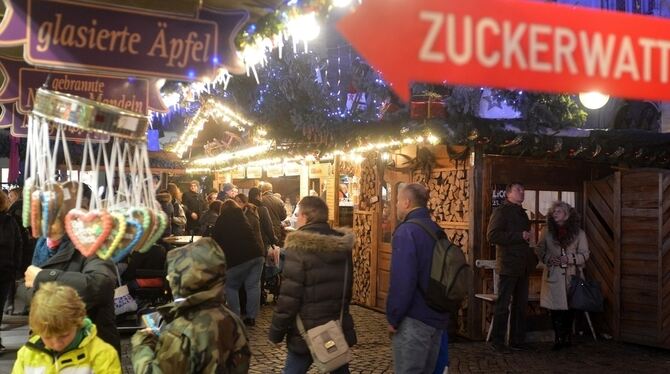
[
  {"left": 487, "top": 201, "right": 537, "bottom": 276},
  {"left": 33, "top": 238, "right": 120, "bottom": 353},
  {"left": 268, "top": 222, "right": 356, "bottom": 354},
  {"left": 0, "top": 213, "right": 22, "bottom": 278}
]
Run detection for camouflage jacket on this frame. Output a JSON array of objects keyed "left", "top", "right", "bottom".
[{"left": 131, "top": 238, "right": 250, "bottom": 373}]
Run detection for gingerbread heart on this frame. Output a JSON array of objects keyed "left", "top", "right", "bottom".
[
  {"left": 22, "top": 178, "right": 35, "bottom": 228},
  {"left": 42, "top": 184, "right": 64, "bottom": 238},
  {"left": 30, "top": 190, "right": 42, "bottom": 238},
  {"left": 96, "top": 212, "right": 127, "bottom": 260},
  {"left": 111, "top": 217, "right": 143, "bottom": 263},
  {"left": 128, "top": 207, "right": 154, "bottom": 253},
  {"left": 65, "top": 209, "right": 113, "bottom": 257},
  {"left": 138, "top": 209, "right": 167, "bottom": 253}
]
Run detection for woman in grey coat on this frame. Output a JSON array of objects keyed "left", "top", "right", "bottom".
[{"left": 536, "top": 201, "right": 590, "bottom": 350}]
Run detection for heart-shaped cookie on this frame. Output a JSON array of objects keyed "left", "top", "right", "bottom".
[
  {"left": 22, "top": 178, "right": 35, "bottom": 228},
  {"left": 42, "top": 184, "right": 64, "bottom": 239},
  {"left": 111, "top": 216, "right": 143, "bottom": 263},
  {"left": 96, "top": 212, "right": 127, "bottom": 260},
  {"left": 138, "top": 208, "right": 167, "bottom": 253},
  {"left": 30, "top": 190, "right": 42, "bottom": 238},
  {"left": 65, "top": 209, "right": 113, "bottom": 257},
  {"left": 128, "top": 207, "right": 154, "bottom": 253}
]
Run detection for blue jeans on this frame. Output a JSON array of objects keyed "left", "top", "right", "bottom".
[
  {"left": 392, "top": 317, "right": 442, "bottom": 374},
  {"left": 283, "top": 350, "right": 350, "bottom": 374},
  {"left": 225, "top": 257, "right": 264, "bottom": 318}
]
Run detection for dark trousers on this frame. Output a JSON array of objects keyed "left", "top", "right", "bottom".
[
  {"left": 550, "top": 309, "right": 575, "bottom": 341},
  {"left": 492, "top": 274, "right": 529, "bottom": 345},
  {"left": 0, "top": 277, "right": 14, "bottom": 342}
]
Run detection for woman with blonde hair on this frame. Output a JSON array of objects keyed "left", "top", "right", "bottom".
[
  {"left": 13, "top": 282, "right": 120, "bottom": 373},
  {"left": 167, "top": 183, "right": 187, "bottom": 235},
  {"left": 536, "top": 201, "right": 590, "bottom": 351}
]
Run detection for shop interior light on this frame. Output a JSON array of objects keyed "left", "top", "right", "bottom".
[{"left": 579, "top": 91, "right": 610, "bottom": 110}]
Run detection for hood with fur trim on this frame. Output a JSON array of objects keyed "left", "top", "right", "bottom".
[{"left": 283, "top": 225, "right": 354, "bottom": 254}]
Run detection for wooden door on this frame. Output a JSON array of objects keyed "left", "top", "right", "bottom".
[{"left": 376, "top": 170, "right": 411, "bottom": 310}]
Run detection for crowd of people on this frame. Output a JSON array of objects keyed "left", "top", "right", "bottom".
[{"left": 0, "top": 179, "right": 590, "bottom": 373}]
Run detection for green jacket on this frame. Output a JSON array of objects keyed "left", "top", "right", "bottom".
[
  {"left": 12, "top": 319, "right": 121, "bottom": 374},
  {"left": 131, "top": 237, "right": 250, "bottom": 373}
]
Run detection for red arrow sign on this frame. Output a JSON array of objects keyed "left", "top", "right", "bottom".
[{"left": 337, "top": 0, "right": 670, "bottom": 102}]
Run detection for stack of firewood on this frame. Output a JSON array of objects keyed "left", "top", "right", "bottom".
[
  {"left": 358, "top": 153, "right": 378, "bottom": 211},
  {"left": 414, "top": 169, "right": 469, "bottom": 222},
  {"left": 352, "top": 212, "right": 373, "bottom": 303}
]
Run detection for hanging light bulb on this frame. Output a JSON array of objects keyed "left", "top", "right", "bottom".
[
  {"left": 287, "top": 12, "right": 321, "bottom": 42},
  {"left": 579, "top": 91, "right": 610, "bottom": 110},
  {"left": 332, "top": 0, "right": 353, "bottom": 7}
]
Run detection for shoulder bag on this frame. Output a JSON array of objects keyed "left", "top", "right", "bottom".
[{"left": 296, "top": 260, "right": 351, "bottom": 373}]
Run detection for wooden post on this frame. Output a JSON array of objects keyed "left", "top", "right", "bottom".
[
  {"left": 300, "top": 162, "right": 310, "bottom": 199},
  {"left": 613, "top": 171, "right": 622, "bottom": 339},
  {"left": 468, "top": 148, "right": 484, "bottom": 340}
]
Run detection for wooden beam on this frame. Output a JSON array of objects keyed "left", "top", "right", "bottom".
[
  {"left": 613, "top": 172, "right": 622, "bottom": 339},
  {"left": 467, "top": 148, "right": 484, "bottom": 340}
]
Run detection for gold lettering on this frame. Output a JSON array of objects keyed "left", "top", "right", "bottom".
[
  {"left": 128, "top": 33, "right": 141, "bottom": 54},
  {"left": 202, "top": 33, "right": 211, "bottom": 62},
  {"left": 53, "top": 14, "right": 63, "bottom": 46},
  {"left": 192, "top": 40, "right": 204, "bottom": 62},
  {"left": 60, "top": 24, "right": 75, "bottom": 47},
  {"left": 96, "top": 29, "right": 110, "bottom": 51},
  {"left": 148, "top": 26, "right": 168, "bottom": 58},
  {"left": 37, "top": 21, "right": 53, "bottom": 52},
  {"left": 167, "top": 38, "right": 184, "bottom": 67},
  {"left": 75, "top": 25, "right": 87, "bottom": 48}
]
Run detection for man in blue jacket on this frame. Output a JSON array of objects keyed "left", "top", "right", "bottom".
[{"left": 387, "top": 183, "right": 448, "bottom": 374}]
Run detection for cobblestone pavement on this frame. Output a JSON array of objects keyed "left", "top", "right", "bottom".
[
  {"left": 118, "top": 304, "right": 670, "bottom": 374},
  {"left": 4, "top": 305, "right": 669, "bottom": 373}
]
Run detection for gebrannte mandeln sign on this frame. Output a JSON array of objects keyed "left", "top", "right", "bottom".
[
  {"left": 338, "top": 0, "right": 670, "bottom": 102},
  {"left": 0, "top": 0, "right": 247, "bottom": 80}
]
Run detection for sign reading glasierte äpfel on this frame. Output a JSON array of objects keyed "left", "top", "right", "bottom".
[
  {"left": 338, "top": 0, "right": 670, "bottom": 102},
  {"left": 0, "top": 0, "right": 248, "bottom": 80}
]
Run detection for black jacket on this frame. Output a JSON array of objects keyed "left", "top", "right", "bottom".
[
  {"left": 268, "top": 222, "right": 356, "bottom": 354},
  {"left": 212, "top": 209, "right": 263, "bottom": 268},
  {"left": 487, "top": 201, "right": 537, "bottom": 276},
  {"left": 242, "top": 204, "right": 266, "bottom": 256},
  {"left": 198, "top": 209, "right": 219, "bottom": 236},
  {"left": 262, "top": 192, "right": 287, "bottom": 239},
  {"left": 250, "top": 199, "right": 277, "bottom": 247},
  {"left": 0, "top": 213, "right": 22, "bottom": 278},
  {"left": 182, "top": 190, "right": 206, "bottom": 232},
  {"left": 33, "top": 238, "right": 120, "bottom": 353},
  {"left": 156, "top": 192, "right": 174, "bottom": 237},
  {"left": 8, "top": 200, "right": 32, "bottom": 273}
]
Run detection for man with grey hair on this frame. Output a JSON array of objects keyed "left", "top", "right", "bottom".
[{"left": 387, "top": 183, "right": 449, "bottom": 373}]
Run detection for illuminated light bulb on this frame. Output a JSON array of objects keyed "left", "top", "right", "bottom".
[
  {"left": 161, "top": 92, "right": 181, "bottom": 108},
  {"left": 332, "top": 0, "right": 352, "bottom": 7},
  {"left": 579, "top": 91, "right": 610, "bottom": 110},
  {"left": 427, "top": 134, "right": 440, "bottom": 145},
  {"left": 287, "top": 12, "right": 320, "bottom": 42}
]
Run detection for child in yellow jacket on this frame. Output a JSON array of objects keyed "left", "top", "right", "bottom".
[{"left": 12, "top": 282, "right": 121, "bottom": 373}]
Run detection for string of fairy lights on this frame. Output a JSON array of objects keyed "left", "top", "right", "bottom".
[{"left": 184, "top": 132, "right": 441, "bottom": 174}]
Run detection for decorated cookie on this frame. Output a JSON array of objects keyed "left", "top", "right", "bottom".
[
  {"left": 128, "top": 207, "right": 154, "bottom": 253},
  {"left": 22, "top": 178, "right": 35, "bottom": 228},
  {"left": 139, "top": 208, "right": 167, "bottom": 253},
  {"left": 65, "top": 209, "right": 113, "bottom": 257},
  {"left": 111, "top": 216, "right": 143, "bottom": 263},
  {"left": 30, "top": 190, "right": 42, "bottom": 238},
  {"left": 96, "top": 212, "right": 127, "bottom": 260}
]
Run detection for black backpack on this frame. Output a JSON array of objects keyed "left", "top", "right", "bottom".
[{"left": 406, "top": 219, "right": 472, "bottom": 313}]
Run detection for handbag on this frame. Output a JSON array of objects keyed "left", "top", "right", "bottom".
[
  {"left": 568, "top": 269, "right": 603, "bottom": 312},
  {"left": 113, "top": 265, "right": 138, "bottom": 316},
  {"left": 296, "top": 260, "right": 351, "bottom": 373}
]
